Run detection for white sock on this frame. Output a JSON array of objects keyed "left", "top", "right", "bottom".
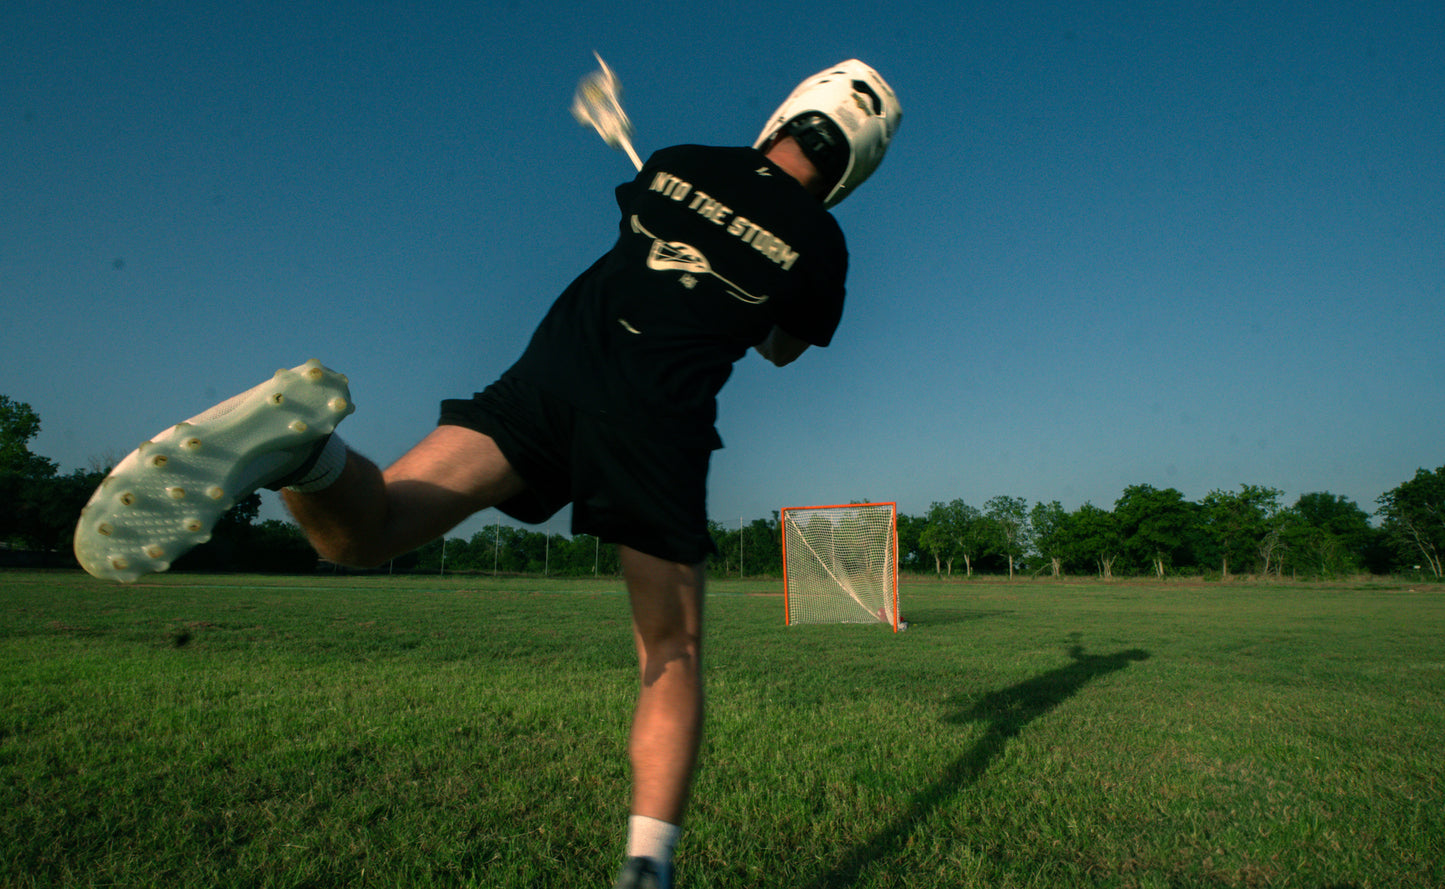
[
  {"left": 284, "top": 434, "right": 349, "bottom": 493},
  {"left": 626, "top": 815, "right": 679, "bottom": 875}
]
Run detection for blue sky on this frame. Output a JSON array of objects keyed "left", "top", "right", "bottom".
[{"left": 3, "top": 1, "right": 1441, "bottom": 540}]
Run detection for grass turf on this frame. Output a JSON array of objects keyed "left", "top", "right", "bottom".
[{"left": 1, "top": 570, "right": 1441, "bottom": 887}]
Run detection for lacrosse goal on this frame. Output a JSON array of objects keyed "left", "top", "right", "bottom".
[{"left": 781, "top": 502, "right": 899, "bottom": 630}]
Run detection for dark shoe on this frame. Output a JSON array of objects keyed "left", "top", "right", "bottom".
[{"left": 612, "top": 856, "right": 671, "bottom": 889}]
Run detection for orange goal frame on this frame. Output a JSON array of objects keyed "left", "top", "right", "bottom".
[{"left": 780, "top": 501, "right": 900, "bottom": 631}]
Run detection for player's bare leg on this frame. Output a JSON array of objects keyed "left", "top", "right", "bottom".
[
  {"left": 617, "top": 546, "right": 704, "bottom": 886},
  {"left": 282, "top": 425, "right": 526, "bottom": 568}
]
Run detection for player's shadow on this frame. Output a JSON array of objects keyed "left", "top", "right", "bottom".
[{"left": 803, "top": 643, "right": 1151, "bottom": 889}]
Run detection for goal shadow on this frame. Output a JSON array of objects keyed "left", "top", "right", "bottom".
[
  {"left": 802, "top": 642, "right": 1151, "bottom": 889},
  {"left": 890, "top": 607, "right": 1016, "bottom": 628}
]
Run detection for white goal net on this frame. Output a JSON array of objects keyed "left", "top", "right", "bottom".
[{"left": 781, "top": 502, "right": 899, "bottom": 630}]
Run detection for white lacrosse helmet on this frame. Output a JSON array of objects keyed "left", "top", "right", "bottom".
[{"left": 754, "top": 59, "right": 902, "bottom": 208}]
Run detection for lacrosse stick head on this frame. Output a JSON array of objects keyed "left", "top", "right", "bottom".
[{"left": 572, "top": 52, "right": 639, "bottom": 166}]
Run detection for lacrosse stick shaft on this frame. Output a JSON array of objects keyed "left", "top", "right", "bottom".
[{"left": 619, "top": 137, "right": 642, "bottom": 171}]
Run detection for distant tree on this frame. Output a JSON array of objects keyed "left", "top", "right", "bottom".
[
  {"left": 1377, "top": 468, "right": 1445, "bottom": 577},
  {"left": 1257, "top": 524, "right": 1285, "bottom": 578},
  {"left": 1066, "top": 502, "right": 1122, "bottom": 579},
  {"left": 1289, "top": 492, "right": 1377, "bottom": 576},
  {"left": 741, "top": 513, "right": 783, "bottom": 576},
  {"left": 595, "top": 536, "right": 623, "bottom": 576},
  {"left": 983, "top": 495, "right": 1030, "bottom": 579},
  {"left": 409, "top": 536, "right": 447, "bottom": 574},
  {"left": 708, "top": 515, "right": 782, "bottom": 577},
  {"left": 1029, "top": 500, "right": 1068, "bottom": 577},
  {"left": 895, "top": 511, "right": 927, "bottom": 571},
  {"left": 1114, "top": 484, "right": 1196, "bottom": 578},
  {"left": 243, "top": 519, "right": 318, "bottom": 573},
  {"left": 473, "top": 527, "right": 503, "bottom": 574},
  {"left": 514, "top": 528, "right": 552, "bottom": 574},
  {"left": 918, "top": 501, "right": 957, "bottom": 576},
  {"left": 708, "top": 519, "right": 739, "bottom": 575},
  {"left": 555, "top": 532, "right": 616, "bottom": 576},
  {"left": 0, "top": 398, "right": 106, "bottom": 558},
  {"left": 1200, "top": 484, "right": 1282, "bottom": 577},
  {"left": 919, "top": 499, "right": 982, "bottom": 577},
  {"left": 0, "top": 467, "right": 104, "bottom": 558},
  {"left": 0, "top": 395, "right": 58, "bottom": 479},
  {"left": 495, "top": 526, "right": 534, "bottom": 573}
]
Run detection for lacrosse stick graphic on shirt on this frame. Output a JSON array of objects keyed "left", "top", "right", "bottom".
[{"left": 630, "top": 215, "right": 768, "bottom": 305}]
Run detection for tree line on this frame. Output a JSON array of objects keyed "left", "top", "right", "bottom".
[
  {"left": 3, "top": 395, "right": 1442, "bottom": 579},
  {"left": 903, "top": 486, "right": 1406, "bottom": 581}
]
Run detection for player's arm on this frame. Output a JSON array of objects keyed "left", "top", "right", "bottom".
[{"left": 754, "top": 326, "right": 810, "bottom": 367}]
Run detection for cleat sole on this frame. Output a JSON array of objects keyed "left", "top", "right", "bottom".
[{"left": 73, "top": 359, "right": 354, "bottom": 583}]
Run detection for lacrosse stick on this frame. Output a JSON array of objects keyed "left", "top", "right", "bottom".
[{"left": 571, "top": 52, "right": 643, "bottom": 171}]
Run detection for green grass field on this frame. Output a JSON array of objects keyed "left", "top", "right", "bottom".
[{"left": 1, "top": 570, "right": 1441, "bottom": 888}]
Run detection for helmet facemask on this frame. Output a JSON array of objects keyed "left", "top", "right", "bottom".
[
  {"left": 780, "top": 113, "right": 850, "bottom": 193},
  {"left": 754, "top": 60, "right": 902, "bottom": 208}
]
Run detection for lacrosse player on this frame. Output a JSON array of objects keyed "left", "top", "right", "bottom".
[{"left": 77, "top": 60, "right": 900, "bottom": 889}]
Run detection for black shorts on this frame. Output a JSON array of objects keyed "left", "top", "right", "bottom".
[{"left": 438, "top": 376, "right": 719, "bottom": 564}]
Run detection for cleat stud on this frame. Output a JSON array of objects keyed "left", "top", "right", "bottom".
[
  {"left": 184, "top": 519, "right": 204, "bottom": 533},
  {"left": 206, "top": 486, "right": 225, "bottom": 500},
  {"left": 97, "top": 523, "right": 113, "bottom": 537},
  {"left": 167, "top": 487, "right": 187, "bottom": 500},
  {"left": 328, "top": 397, "right": 349, "bottom": 413},
  {"left": 144, "top": 545, "right": 165, "bottom": 559},
  {"left": 289, "top": 420, "right": 308, "bottom": 433},
  {"left": 110, "top": 556, "right": 129, "bottom": 571},
  {"left": 150, "top": 454, "right": 168, "bottom": 468},
  {"left": 269, "top": 392, "right": 285, "bottom": 406},
  {"left": 181, "top": 437, "right": 202, "bottom": 451},
  {"left": 306, "top": 366, "right": 324, "bottom": 380},
  {"left": 119, "top": 492, "right": 136, "bottom": 507}
]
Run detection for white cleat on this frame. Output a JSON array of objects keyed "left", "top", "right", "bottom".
[{"left": 73, "top": 359, "right": 355, "bottom": 583}]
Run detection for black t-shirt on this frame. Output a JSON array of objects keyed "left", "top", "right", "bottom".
[{"left": 503, "top": 144, "right": 848, "bottom": 444}]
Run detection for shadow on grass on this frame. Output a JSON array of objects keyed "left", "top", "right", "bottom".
[
  {"left": 804, "top": 643, "right": 1151, "bottom": 889},
  {"left": 894, "top": 609, "right": 1016, "bottom": 628}
]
